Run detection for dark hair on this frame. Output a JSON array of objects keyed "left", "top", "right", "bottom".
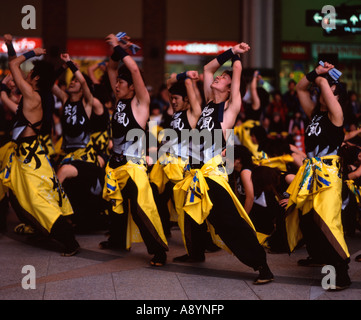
[
  {"left": 117, "top": 64, "right": 133, "bottom": 86},
  {"left": 222, "top": 70, "right": 247, "bottom": 97},
  {"left": 31, "top": 60, "right": 55, "bottom": 94},
  {"left": 252, "top": 165, "right": 281, "bottom": 197},
  {"left": 169, "top": 82, "right": 187, "bottom": 98},
  {"left": 234, "top": 145, "right": 255, "bottom": 170}
]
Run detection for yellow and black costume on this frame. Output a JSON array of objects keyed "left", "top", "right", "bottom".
[
  {"left": 285, "top": 111, "right": 350, "bottom": 278},
  {"left": 102, "top": 98, "right": 168, "bottom": 258},
  {"left": 0, "top": 99, "right": 78, "bottom": 252}
]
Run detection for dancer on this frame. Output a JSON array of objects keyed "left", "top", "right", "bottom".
[
  {"left": 0, "top": 47, "right": 78, "bottom": 255},
  {"left": 100, "top": 33, "right": 168, "bottom": 266},
  {"left": 173, "top": 43, "right": 274, "bottom": 284},
  {"left": 285, "top": 61, "right": 351, "bottom": 290}
]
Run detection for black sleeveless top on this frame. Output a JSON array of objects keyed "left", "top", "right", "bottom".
[
  {"left": 61, "top": 99, "right": 91, "bottom": 151},
  {"left": 111, "top": 98, "right": 145, "bottom": 159},
  {"left": 162, "top": 109, "right": 192, "bottom": 160},
  {"left": 305, "top": 111, "right": 344, "bottom": 158},
  {"left": 91, "top": 105, "right": 110, "bottom": 133},
  {"left": 189, "top": 101, "right": 226, "bottom": 165},
  {"left": 12, "top": 98, "right": 42, "bottom": 141}
]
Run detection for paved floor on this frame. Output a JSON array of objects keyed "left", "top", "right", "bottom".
[{"left": 1, "top": 205, "right": 361, "bottom": 303}]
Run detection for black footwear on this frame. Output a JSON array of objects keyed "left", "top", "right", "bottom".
[
  {"left": 99, "top": 240, "right": 128, "bottom": 251},
  {"left": 253, "top": 264, "right": 274, "bottom": 285},
  {"left": 61, "top": 246, "right": 80, "bottom": 257},
  {"left": 327, "top": 275, "right": 351, "bottom": 291},
  {"left": 173, "top": 254, "right": 205, "bottom": 263},
  {"left": 150, "top": 251, "right": 167, "bottom": 267},
  {"left": 205, "top": 242, "right": 221, "bottom": 253},
  {"left": 297, "top": 257, "right": 325, "bottom": 267},
  {"left": 355, "top": 254, "right": 361, "bottom": 262}
]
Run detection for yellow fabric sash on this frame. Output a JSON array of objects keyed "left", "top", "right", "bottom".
[
  {"left": 103, "top": 160, "right": 168, "bottom": 250},
  {"left": 254, "top": 154, "right": 294, "bottom": 172},
  {"left": 0, "top": 142, "right": 16, "bottom": 201},
  {"left": 234, "top": 120, "right": 262, "bottom": 158},
  {"left": 173, "top": 155, "right": 268, "bottom": 253},
  {"left": 149, "top": 153, "right": 186, "bottom": 194},
  {"left": 345, "top": 180, "right": 361, "bottom": 206},
  {"left": 285, "top": 155, "right": 350, "bottom": 259},
  {"left": 0, "top": 138, "right": 73, "bottom": 234}
]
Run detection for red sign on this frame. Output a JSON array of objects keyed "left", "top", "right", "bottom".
[
  {"left": 0, "top": 37, "right": 43, "bottom": 54},
  {"left": 166, "top": 41, "right": 237, "bottom": 55},
  {"left": 67, "top": 38, "right": 143, "bottom": 57},
  {"left": 281, "top": 42, "right": 311, "bottom": 61}
]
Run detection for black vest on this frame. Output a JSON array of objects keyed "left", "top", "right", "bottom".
[
  {"left": 61, "top": 99, "right": 91, "bottom": 151},
  {"left": 189, "top": 101, "right": 226, "bottom": 165},
  {"left": 111, "top": 99, "right": 145, "bottom": 159},
  {"left": 305, "top": 111, "right": 344, "bottom": 158}
]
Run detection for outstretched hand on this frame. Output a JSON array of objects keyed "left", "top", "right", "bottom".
[
  {"left": 315, "top": 61, "right": 334, "bottom": 75},
  {"left": 186, "top": 70, "right": 199, "bottom": 80},
  {"left": 105, "top": 33, "right": 133, "bottom": 50},
  {"left": 3, "top": 34, "right": 13, "bottom": 44},
  {"left": 233, "top": 42, "right": 251, "bottom": 55},
  {"left": 34, "top": 48, "right": 46, "bottom": 56},
  {"left": 60, "top": 53, "right": 70, "bottom": 62}
]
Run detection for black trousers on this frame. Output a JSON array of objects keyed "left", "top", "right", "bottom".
[
  {"left": 299, "top": 209, "right": 349, "bottom": 267},
  {"left": 151, "top": 181, "right": 173, "bottom": 237},
  {"left": 108, "top": 178, "right": 167, "bottom": 255},
  {"left": 205, "top": 178, "right": 267, "bottom": 270},
  {"left": 9, "top": 190, "right": 79, "bottom": 252}
]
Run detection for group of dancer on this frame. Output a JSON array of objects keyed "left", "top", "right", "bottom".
[{"left": 0, "top": 32, "right": 359, "bottom": 291}]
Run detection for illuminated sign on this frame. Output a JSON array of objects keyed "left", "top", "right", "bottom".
[
  {"left": 166, "top": 41, "right": 237, "bottom": 55},
  {"left": 306, "top": 6, "right": 361, "bottom": 35},
  {"left": 281, "top": 42, "right": 311, "bottom": 60},
  {"left": 0, "top": 37, "right": 42, "bottom": 54},
  {"left": 312, "top": 43, "right": 361, "bottom": 60}
]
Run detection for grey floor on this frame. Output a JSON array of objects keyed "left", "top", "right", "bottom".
[{"left": 1, "top": 205, "right": 361, "bottom": 302}]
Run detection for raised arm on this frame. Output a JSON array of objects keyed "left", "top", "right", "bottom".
[
  {"left": 0, "top": 74, "right": 18, "bottom": 113},
  {"left": 61, "top": 53, "right": 93, "bottom": 111},
  {"left": 314, "top": 63, "right": 343, "bottom": 127},
  {"left": 4, "top": 34, "right": 17, "bottom": 62},
  {"left": 106, "top": 33, "right": 150, "bottom": 107},
  {"left": 9, "top": 48, "right": 45, "bottom": 100},
  {"left": 227, "top": 43, "right": 250, "bottom": 115},
  {"left": 250, "top": 71, "right": 261, "bottom": 111}
]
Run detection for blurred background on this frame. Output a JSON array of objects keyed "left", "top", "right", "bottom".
[{"left": 0, "top": 0, "right": 360, "bottom": 98}]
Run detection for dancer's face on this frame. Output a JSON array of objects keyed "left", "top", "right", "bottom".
[
  {"left": 211, "top": 72, "right": 232, "bottom": 93},
  {"left": 115, "top": 78, "right": 134, "bottom": 99},
  {"left": 170, "top": 94, "right": 188, "bottom": 112}
]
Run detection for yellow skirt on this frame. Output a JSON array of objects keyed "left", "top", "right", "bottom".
[
  {"left": 173, "top": 155, "right": 268, "bottom": 254},
  {"left": 103, "top": 159, "right": 168, "bottom": 251},
  {"left": 285, "top": 155, "right": 349, "bottom": 259},
  {"left": 0, "top": 137, "right": 73, "bottom": 234}
]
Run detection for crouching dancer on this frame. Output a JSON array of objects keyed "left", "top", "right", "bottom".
[
  {"left": 100, "top": 34, "right": 168, "bottom": 266},
  {"left": 0, "top": 48, "right": 78, "bottom": 256},
  {"left": 173, "top": 43, "right": 274, "bottom": 284}
]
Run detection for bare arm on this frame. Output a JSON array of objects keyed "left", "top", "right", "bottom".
[
  {"left": 106, "top": 34, "right": 150, "bottom": 107},
  {"left": 295, "top": 74, "right": 315, "bottom": 119},
  {"left": 315, "top": 75, "right": 343, "bottom": 127},
  {"left": 9, "top": 48, "right": 45, "bottom": 101},
  {"left": 240, "top": 169, "right": 254, "bottom": 214},
  {"left": 250, "top": 71, "right": 261, "bottom": 111},
  {"left": 61, "top": 53, "right": 94, "bottom": 112},
  {"left": 0, "top": 74, "right": 18, "bottom": 113}
]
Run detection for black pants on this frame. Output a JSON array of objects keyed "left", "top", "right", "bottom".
[
  {"left": 206, "top": 178, "right": 267, "bottom": 270},
  {"left": 299, "top": 210, "right": 349, "bottom": 267},
  {"left": 9, "top": 190, "right": 79, "bottom": 252},
  {"left": 151, "top": 181, "right": 173, "bottom": 237},
  {"left": 108, "top": 178, "right": 167, "bottom": 255}
]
